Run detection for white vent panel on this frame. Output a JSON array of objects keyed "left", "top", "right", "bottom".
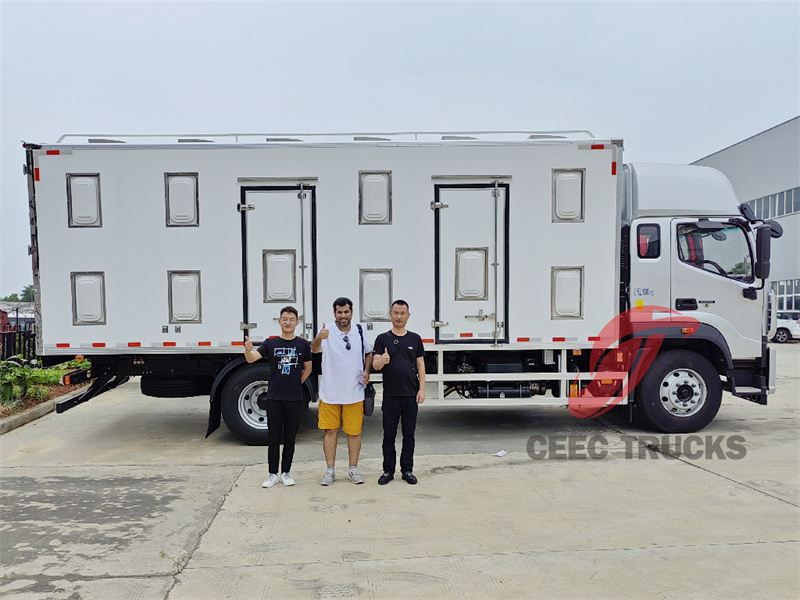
[
  {"left": 169, "top": 271, "right": 201, "bottom": 322},
  {"left": 263, "top": 250, "right": 296, "bottom": 302},
  {"left": 552, "top": 267, "right": 584, "bottom": 319},
  {"left": 71, "top": 272, "right": 106, "bottom": 324},
  {"left": 360, "top": 269, "right": 392, "bottom": 321},
  {"left": 68, "top": 175, "right": 102, "bottom": 227},
  {"left": 359, "top": 172, "right": 391, "bottom": 224},
  {"left": 166, "top": 174, "right": 198, "bottom": 226}
]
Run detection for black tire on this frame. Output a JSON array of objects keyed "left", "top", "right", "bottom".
[
  {"left": 221, "top": 363, "right": 271, "bottom": 445},
  {"left": 772, "top": 328, "right": 790, "bottom": 344},
  {"left": 635, "top": 350, "right": 722, "bottom": 433}
]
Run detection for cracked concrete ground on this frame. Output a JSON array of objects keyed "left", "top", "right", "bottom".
[{"left": 0, "top": 344, "right": 798, "bottom": 599}]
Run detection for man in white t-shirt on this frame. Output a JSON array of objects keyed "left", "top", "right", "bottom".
[{"left": 311, "top": 297, "right": 372, "bottom": 485}]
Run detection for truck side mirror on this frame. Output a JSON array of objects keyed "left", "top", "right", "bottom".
[
  {"left": 755, "top": 225, "right": 771, "bottom": 280},
  {"left": 767, "top": 219, "right": 783, "bottom": 239}
]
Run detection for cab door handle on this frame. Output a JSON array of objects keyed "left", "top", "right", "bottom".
[{"left": 676, "top": 298, "right": 698, "bottom": 311}]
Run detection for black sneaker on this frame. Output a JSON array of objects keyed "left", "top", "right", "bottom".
[
  {"left": 378, "top": 472, "right": 394, "bottom": 485},
  {"left": 401, "top": 471, "right": 417, "bottom": 485}
]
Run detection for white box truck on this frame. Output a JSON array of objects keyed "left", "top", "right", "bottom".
[{"left": 23, "top": 131, "right": 780, "bottom": 444}]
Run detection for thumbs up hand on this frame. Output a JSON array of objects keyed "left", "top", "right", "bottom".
[
  {"left": 314, "top": 323, "right": 330, "bottom": 342},
  {"left": 382, "top": 348, "right": 391, "bottom": 364},
  {"left": 244, "top": 336, "right": 253, "bottom": 353}
]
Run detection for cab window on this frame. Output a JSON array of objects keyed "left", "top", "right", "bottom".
[
  {"left": 637, "top": 224, "right": 660, "bottom": 258},
  {"left": 677, "top": 223, "right": 754, "bottom": 283}
]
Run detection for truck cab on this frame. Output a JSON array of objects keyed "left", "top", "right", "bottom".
[{"left": 624, "top": 163, "right": 778, "bottom": 432}]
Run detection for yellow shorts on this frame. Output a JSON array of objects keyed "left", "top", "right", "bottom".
[{"left": 318, "top": 400, "right": 364, "bottom": 435}]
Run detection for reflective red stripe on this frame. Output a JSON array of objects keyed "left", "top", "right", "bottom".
[
  {"left": 46, "top": 150, "right": 60, "bottom": 155},
  {"left": 591, "top": 144, "right": 605, "bottom": 150},
  {"left": 460, "top": 333, "right": 473, "bottom": 338},
  {"left": 552, "top": 337, "right": 566, "bottom": 342},
  {"left": 517, "top": 337, "right": 530, "bottom": 342},
  {"left": 56, "top": 343, "right": 70, "bottom": 348},
  {"left": 231, "top": 341, "right": 244, "bottom": 346},
  {"left": 422, "top": 339, "right": 434, "bottom": 344},
  {"left": 128, "top": 342, "right": 141, "bottom": 347},
  {"left": 588, "top": 336, "right": 600, "bottom": 341},
  {"left": 163, "top": 342, "right": 176, "bottom": 347},
  {"left": 34, "top": 168, "right": 40, "bottom": 181},
  {"left": 198, "top": 341, "right": 211, "bottom": 346},
  {"left": 612, "top": 162, "right": 617, "bottom": 175},
  {"left": 92, "top": 343, "right": 106, "bottom": 348}
]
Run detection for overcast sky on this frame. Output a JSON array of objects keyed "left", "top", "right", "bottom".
[{"left": 1, "top": 1, "right": 798, "bottom": 295}]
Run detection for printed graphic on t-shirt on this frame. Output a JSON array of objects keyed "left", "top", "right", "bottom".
[{"left": 275, "top": 347, "right": 300, "bottom": 374}]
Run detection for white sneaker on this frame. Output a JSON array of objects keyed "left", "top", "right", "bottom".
[
  {"left": 262, "top": 474, "right": 279, "bottom": 488},
  {"left": 320, "top": 467, "right": 335, "bottom": 486},
  {"left": 348, "top": 466, "right": 364, "bottom": 484},
  {"left": 280, "top": 472, "right": 296, "bottom": 486}
]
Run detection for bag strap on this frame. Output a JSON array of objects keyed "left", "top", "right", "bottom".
[
  {"left": 383, "top": 332, "right": 417, "bottom": 373},
  {"left": 356, "top": 324, "right": 366, "bottom": 369}
]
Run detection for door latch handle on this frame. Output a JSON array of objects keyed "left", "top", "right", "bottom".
[
  {"left": 675, "top": 298, "right": 698, "bottom": 311},
  {"left": 465, "top": 309, "right": 496, "bottom": 321}
]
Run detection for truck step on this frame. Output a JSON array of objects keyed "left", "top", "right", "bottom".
[{"left": 734, "top": 386, "right": 762, "bottom": 394}]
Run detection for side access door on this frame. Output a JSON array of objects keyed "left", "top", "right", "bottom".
[
  {"left": 239, "top": 185, "right": 316, "bottom": 341},
  {"left": 433, "top": 182, "right": 509, "bottom": 344}
]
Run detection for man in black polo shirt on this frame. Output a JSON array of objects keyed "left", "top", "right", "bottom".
[
  {"left": 371, "top": 300, "right": 426, "bottom": 485},
  {"left": 244, "top": 306, "right": 312, "bottom": 488}
]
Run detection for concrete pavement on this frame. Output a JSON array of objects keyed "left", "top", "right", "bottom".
[{"left": 1, "top": 343, "right": 798, "bottom": 599}]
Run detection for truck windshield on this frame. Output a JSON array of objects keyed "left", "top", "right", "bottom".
[{"left": 677, "top": 223, "right": 754, "bottom": 282}]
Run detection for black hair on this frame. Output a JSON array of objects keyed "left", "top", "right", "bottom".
[
  {"left": 280, "top": 306, "right": 299, "bottom": 318},
  {"left": 332, "top": 297, "right": 353, "bottom": 311},
  {"left": 391, "top": 299, "right": 409, "bottom": 310}
]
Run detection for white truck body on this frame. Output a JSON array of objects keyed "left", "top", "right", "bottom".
[{"left": 24, "top": 131, "right": 777, "bottom": 444}]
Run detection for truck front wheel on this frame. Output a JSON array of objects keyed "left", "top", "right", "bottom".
[
  {"left": 221, "top": 364, "right": 271, "bottom": 445},
  {"left": 635, "top": 350, "right": 722, "bottom": 433},
  {"left": 772, "top": 328, "right": 790, "bottom": 343}
]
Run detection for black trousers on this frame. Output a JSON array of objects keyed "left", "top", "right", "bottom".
[
  {"left": 266, "top": 399, "right": 303, "bottom": 474},
  {"left": 382, "top": 395, "right": 418, "bottom": 474}
]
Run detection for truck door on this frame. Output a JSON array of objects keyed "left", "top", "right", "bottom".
[
  {"left": 433, "top": 183, "right": 509, "bottom": 344},
  {"left": 240, "top": 185, "right": 316, "bottom": 340},
  {"left": 671, "top": 218, "right": 762, "bottom": 357}
]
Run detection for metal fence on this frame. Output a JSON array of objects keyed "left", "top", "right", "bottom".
[{"left": 1, "top": 330, "right": 36, "bottom": 361}]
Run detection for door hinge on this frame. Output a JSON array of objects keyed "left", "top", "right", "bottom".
[
  {"left": 431, "top": 320, "right": 449, "bottom": 328},
  {"left": 430, "top": 201, "right": 449, "bottom": 210},
  {"left": 238, "top": 204, "right": 255, "bottom": 212}
]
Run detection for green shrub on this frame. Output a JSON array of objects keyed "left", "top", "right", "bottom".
[
  {"left": 26, "top": 385, "right": 50, "bottom": 401},
  {"left": 30, "top": 368, "right": 67, "bottom": 385}
]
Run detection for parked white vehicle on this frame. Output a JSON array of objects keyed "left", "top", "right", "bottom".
[
  {"left": 772, "top": 311, "right": 800, "bottom": 343},
  {"left": 23, "top": 131, "right": 781, "bottom": 443}
]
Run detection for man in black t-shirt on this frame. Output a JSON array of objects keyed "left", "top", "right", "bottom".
[
  {"left": 244, "top": 306, "right": 312, "bottom": 488},
  {"left": 371, "top": 300, "right": 426, "bottom": 485}
]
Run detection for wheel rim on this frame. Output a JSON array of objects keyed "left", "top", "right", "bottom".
[
  {"left": 775, "top": 330, "right": 788, "bottom": 343},
  {"left": 237, "top": 381, "right": 269, "bottom": 431},
  {"left": 658, "top": 368, "right": 707, "bottom": 417}
]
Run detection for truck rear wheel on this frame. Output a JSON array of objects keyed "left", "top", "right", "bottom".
[
  {"left": 635, "top": 350, "right": 722, "bottom": 433},
  {"left": 221, "top": 364, "right": 271, "bottom": 445}
]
